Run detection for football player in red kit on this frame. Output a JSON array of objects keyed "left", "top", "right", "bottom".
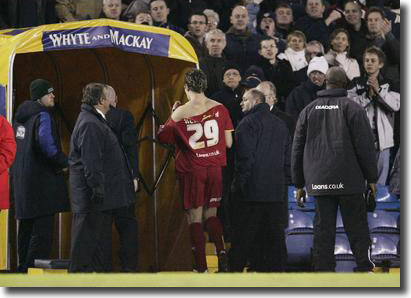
[{"left": 158, "top": 69, "right": 233, "bottom": 272}]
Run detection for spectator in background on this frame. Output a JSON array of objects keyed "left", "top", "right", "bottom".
[
  {"left": 105, "top": 85, "right": 140, "bottom": 272},
  {"left": 56, "top": 0, "right": 102, "bottom": 22},
  {"left": 167, "top": 0, "right": 208, "bottom": 32},
  {"left": 211, "top": 64, "right": 244, "bottom": 241},
  {"left": 185, "top": 12, "right": 208, "bottom": 60},
  {"left": 1, "top": 0, "right": 57, "bottom": 28},
  {"left": 278, "top": 31, "right": 307, "bottom": 72},
  {"left": 347, "top": 46, "right": 400, "bottom": 185},
  {"left": 336, "top": 0, "right": 368, "bottom": 66},
  {"left": 252, "top": 37, "right": 296, "bottom": 109},
  {"left": 365, "top": 7, "right": 400, "bottom": 87},
  {"left": 324, "top": 28, "right": 360, "bottom": 81},
  {"left": 0, "top": 115, "right": 16, "bottom": 212},
  {"left": 229, "top": 88, "right": 290, "bottom": 272},
  {"left": 203, "top": 9, "right": 220, "bottom": 32},
  {"left": 101, "top": 0, "right": 123, "bottom": 20},
  {"left": 292, "top": 66, "right": 378, "bottom": 273},
  {"left": 274, "top": 2, "right": 294, "bottom": 40},
  {"left": 257, "top": 81, "right": 295, "bottom": 136},
  {"left": 69, "top": 83, "right": 135, "bottom": 272},
  {"left": 294, "top": 0, "right": 341, "bottom": 48},
  {"left": 224, "top": 5, "right": 261, "bottom": 74},
  {"left": 149, "top": 0, "right": 184, "bottom": 34},
  {"left": 12, "top": 79, "right": 70, "bottom": 272},
  {"left": 134, "top": 9, "right": 153, "bottom": 25},
  {"left": 286, "top": 56, "right": 328, "bottom": 121},
  {"left": 256, "top": 11, "right": 287, "bottom": 53},
  {"left": 200, "top": 29, "right": 230, "bottom": 97},
  {"left": 122, "top": 0, "right": 150, "bottom": 22},
  {"left": 294, "top": 40, "right": 325, "bottom": 84}
]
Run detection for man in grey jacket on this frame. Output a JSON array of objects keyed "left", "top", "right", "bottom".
[{"left": 292, "top": 67, "right": 378, "bottom": 272}]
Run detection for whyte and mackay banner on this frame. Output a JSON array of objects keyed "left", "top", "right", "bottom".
[{"left": 42, "top": 26, "right": 171, "bottom": 57}]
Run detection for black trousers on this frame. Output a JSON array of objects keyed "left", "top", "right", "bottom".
[
  {"left": 229, "top": 201, "right": 287, "bottom": 272},
  {"left": 218, "top": 164, "right": 234, "bottom": 241},
  {"left": 69, "top": 210, "right": 113, "bottom": 272},
  {"left": 313, "top": 194, "right": 374, "bottom": 272},
  {"left": 17, "top": 215, "right": 54, "bottom": 273},
  {"left": 112, "top": 203, "right": 138, "bottom": 272}
]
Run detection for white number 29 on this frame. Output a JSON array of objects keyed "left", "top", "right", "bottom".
[{"left": 187, "top": 119, "right": 219, "bottom": 149}]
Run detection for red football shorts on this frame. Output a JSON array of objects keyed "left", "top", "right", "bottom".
[{"left": 177, "top": 166, "right": 222, "bottom": 210}]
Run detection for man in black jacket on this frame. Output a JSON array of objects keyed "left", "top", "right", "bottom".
[
  {"left": 105, "top": 85, "right": 139, "bottom": 272},
  {"left": 12, "top": 79, "right": 70, "bottom": 273},
  {"left": 291, "top": 67, "right": 378, "bottom": 272},
  {"left": 68, "top": 83, "right": 135, "bottom": 272},
  {"left": 230, "top": 88, "right": 291, "bottom": 272}
]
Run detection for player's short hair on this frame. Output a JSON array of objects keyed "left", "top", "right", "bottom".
[
  {"left": 185, "top": 69, "right": 208, "bottom": 93},
  {"left": 82, "top": 83, "right": 107, "bottom": 106}
]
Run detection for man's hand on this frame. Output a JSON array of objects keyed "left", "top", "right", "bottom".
[
  {"left": 381, "top": 18, "right": 392, "bottom": 37},
  {"left": 368, "top": 77, "right": 380, "bottom": 94},
  {"left": 366, "top": 183, "right": 377, "bottom": 212},
  {"left": 325, "top": 10, "right": 342, "bottom": 26},
  {"left": 133, "top": 178, "right": 139, "bottom": 192},
  {"left": 91, "top": 188, "right": 104, "bottom": 205},
  {"left": 295, "top": 188, "right": 306, "bottom": 208}
]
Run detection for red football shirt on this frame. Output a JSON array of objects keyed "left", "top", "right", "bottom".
[{"left": 158, "top": 104, "right": 234, "bottom": 173}]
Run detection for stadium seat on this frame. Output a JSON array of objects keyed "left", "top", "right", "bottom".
[
  {"left": 286, "top": 210, "right": 314, "bottom": 269},
  {"left": 334, "top": 234, "right": 356, "bottom": 272},
  {"left": 375, "top": 184, "right": 400, "bottom": 211},
  {"left": 367, "top": 210, "right": 399, "bottom": 233},
  {"left": 370, "top": 234, "right": 400, "bottom": 267},
  {"left": 336, "top": 210, "right": 345, "bottom": 233},
  {"left": 287, "top": 186, "right": 316, "bottom": 211},
  {"left": 287, "top": 210, "right": 314, "bottom": 233}
]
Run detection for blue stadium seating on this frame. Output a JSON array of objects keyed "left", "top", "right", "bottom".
[
  {"left": 370, "top": 234, "right": 400, "bottom": 267},
  {"left": 334, "top": 234, "right": 356, "bottom": 272},
  {"left": 336, "top": 210, "right": 345, "bottom": 233},
  {"left": 375, "top": 184, "right": 400, "bottom": 211},
  {"left": 287, "top": 186, "right": 316, "bottom": 211},
  {"left": 367, "top": 210, "right": 399, "bottom": 233}
]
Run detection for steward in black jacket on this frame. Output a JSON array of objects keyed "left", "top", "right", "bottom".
[
  {"left": 230, "top": 94, "right": 291, "bottom": 272},
  {"left": 291, "top": 68, "right": 378, "bottom": 272},
  {"left": 68, "top": 83, "right": 134, "bottom": 272},
  {"left": 292, "top": 88, "right": 377, "bottom": 196},
  {"left": 69, "top": 104, "right": 134, "bottom": 213}
]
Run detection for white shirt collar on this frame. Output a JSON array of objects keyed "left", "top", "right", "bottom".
[{"left": 95, "top": 107, "right": 106, "bottom": 120}]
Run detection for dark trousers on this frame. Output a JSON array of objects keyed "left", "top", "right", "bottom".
[
  {"left": 69, "top": 210, "right": 113, "bottom": 272},
  {"left": 313, "top": 194, "right": 374, "bottom": 272},
  {"left": 17, "top": 215, "right": 54, "bottom": 273},
  {"left": 229, "top": 201, "right": 287, "bottom": 272},
  {"left": 112, "top": 203, "right": 138, "bottom": 272},
  {"left": 218, "top": 164, "right": 234, "bottom": 241}
]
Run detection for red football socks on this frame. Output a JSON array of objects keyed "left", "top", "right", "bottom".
[
  {"left": 205, "top": 216, "right": 225, "bottom": 255},
  {"left": 189, "top": 223, "right": 207, "bottom": 272}
]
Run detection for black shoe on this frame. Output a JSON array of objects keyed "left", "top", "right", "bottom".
[{"left": 217, "top": 252, "right": 229, "bottom": 273}]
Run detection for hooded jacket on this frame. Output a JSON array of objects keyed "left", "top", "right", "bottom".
[
  {"left": 291, "top": 88, "right": 378, "bottom": 196},
  {"left": 69, "top": 104, "right": 134, "bottom": 213},
  {"left": 12, "top": 100, "right": 69, "bottom": 219}
]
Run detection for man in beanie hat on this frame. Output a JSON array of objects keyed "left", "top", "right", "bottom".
[
  {"left": 286, "top": 56, "right": 328, "bottom": 121},
  {"left": 12, "top": 79, "right": 70, "bottom": 272}
]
